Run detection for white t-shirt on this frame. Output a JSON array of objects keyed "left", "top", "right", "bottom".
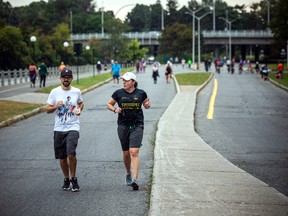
[{"left": 47, "top": 86, "right": 83, "bottom": 132}]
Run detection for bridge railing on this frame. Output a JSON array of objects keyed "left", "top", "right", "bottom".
[
  {"left": 71, "top": 31, "right": 161, "bottom": 44},
  {"left": 0, "top": 63, "right": 134, "bottom": 87},
  {"left": 202, "top": 30, "right": 273, "bottom": 38}
]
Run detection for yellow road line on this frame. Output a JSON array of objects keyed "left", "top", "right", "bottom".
[{"left": 207, "top": 79, "right": 218, "bottom": 120}]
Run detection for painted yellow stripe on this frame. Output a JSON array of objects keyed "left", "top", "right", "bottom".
[{"left": 207, "top": 79, "right": 218, "bottom": 120}]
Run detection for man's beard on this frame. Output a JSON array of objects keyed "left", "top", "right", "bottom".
[{"left": 62, "top": 81, "right": 71, "bottom": 87}]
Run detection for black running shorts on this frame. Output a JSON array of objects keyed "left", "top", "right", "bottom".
[
  {"left": 53, "top": 130, "right": 79, "bottom": 159},
  {"left": 117, "top": 125, "right": 144, "bottom": 151}
]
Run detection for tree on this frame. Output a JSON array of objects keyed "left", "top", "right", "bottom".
[
  {"left": 150, "top": 2, "right": 162, "bottom": 31},
  {"left": 159, "top": 23, "right": 191, "bottom": 57},
  {"left": 126, "top": 39, "right": 148, "bottom": 62},
  {"left": 270, "top": 0, "right": 288, "bottom": 41},
  {"left": 165, "top": 0, "right": 179, "bottom": 26},
  {"left": 0, "top": 25, "right": 30, "bottom": 69},
  {"left": 127, "top": 4, "right": 151, "bottom": 32}
]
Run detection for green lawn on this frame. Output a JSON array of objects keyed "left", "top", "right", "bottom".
[
  {"left": 36, "top": 67, "right": 134, "bottom": 94},
  {"left": 0, "top": 100, "right": 43, "bottom": 123},
  {"left": 175, "top": 72, "right": 211, "bottom": 85},
  {"left": 269, "top": 72, "right": 288, "bottom": 88}
]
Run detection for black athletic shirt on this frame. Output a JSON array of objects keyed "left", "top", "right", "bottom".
[{"left": 112, "top": 88, "right": 148, "bottom": 126}]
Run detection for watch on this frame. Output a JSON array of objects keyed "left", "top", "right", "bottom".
[{"left": 113, "top": 108, "right": 116, "bottom": 113}]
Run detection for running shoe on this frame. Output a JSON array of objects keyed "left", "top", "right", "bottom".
[
  {"left": 131, "top": 180, "right": 139, "bottom": 191},
  {"left": 62, "top": 178, "right": 70, "bottom": 190},
  {"left": 70, "top": 177, "right": 80, "bottom": 192},
  {"left": 125, "top": 171, "right": 132, "bottom": 186}
]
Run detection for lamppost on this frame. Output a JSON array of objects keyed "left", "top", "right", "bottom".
[
  {"left": 219, "top": 17, "right": 240, "bottom": 62},
  {"left": 30, "top": 36, "right": 37, "bottom": 62},
  {"left": 264, "top": 0, "right": 270, "bottom": 28},
  {"left": 92, "top": 47, "right": 95, "bottom": 77},
  {"left": 213, "top": 0, "right": 215, "bottom": 31},
  {"left": 161, "top": 5, "right": 164, "bottom": 30},
  {"left": 63, "top": 41, "right": 69, "bottom": 65},
  {"left": 85, "top": 45, "right": 90, "bottom": 72},
  {"left": 186, "top": 7, "right": 205, "bottom": 69},
  {"left": 195, "top": 11, "right": 212, "bottom": 67}
]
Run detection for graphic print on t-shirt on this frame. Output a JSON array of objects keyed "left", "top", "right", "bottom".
[
  {"left": 121, "top": 96, "right": 141, "bottom": 110},
  {"left": 57, "top": 96, "right": 76, "bottom": 123}
]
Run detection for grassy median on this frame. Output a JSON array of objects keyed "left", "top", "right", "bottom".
[
  {"left": 269, "top": 72, "right": 288, "bottom": 88},
  {"left": 175, "top": 72, "right": 211, "bottom": 85}
]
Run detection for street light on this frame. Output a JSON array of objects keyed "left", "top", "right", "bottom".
[
  {"left": 30, "top": 36, "right": 37, "bottom": 62},
  {"left": 195, "top": 11, "right": 212, "bottom": 66},
  {"left": 161, "top": 5, "right": 164, "bottom": 30},
  {"left": 63, "top": 41, "right": 69, "bottom": 65},
  {"left": 213, "top": 0, "right": 215, "bottom": 31},
  {"left": 219, "top": 17, "right": 240, "bottom": 62},
  {"left": 85, "top": 45, "right": 90, "bottom": 72},
  {"left": 115, "top": 4, "right": 134, "bottom": 18},
  {"left": 186, "top": 7, "right": 205, "bottom": 69},
  {"left": 264, "top": 0, "right": 270, "bottom": 28}
]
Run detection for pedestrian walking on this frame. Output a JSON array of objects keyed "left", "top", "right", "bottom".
[
  {"left": 181, "top": 58, "right": 185, "bottom": 69},
  {"left": 96, "top": 61, "right": 102, "bottom": 74},
  {"left": 59, "top": 62, "right": 66, "bottom": 72},
  {"left": 152, "top": 62, "right": 160, "bottom": 84},
  {"left": 165, "top": 61, "right": 173, "bottom": 83},
  {"left": 106, "top": 72, "right": 151, "bottom": 190},
  {"left": 28, "top": 62, "right": 38, "bottom": 88},
  {"left": 111, "top": 61, "right": 121, "bottom": 85},
  {"left": 46, "top": 68, "right": 84, "bottom": 192},
  {"left": 135, "top": 60, "right": 140, "bottom": 73},
  {"left": 39, "top": 61, "right": 48, "bottom": 88}
]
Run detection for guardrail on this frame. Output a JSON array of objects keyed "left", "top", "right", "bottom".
[
  {"left": 0, "top": 67, "right": 60, "bottom": 87},
  {"left": 71, "top": 31, "right": 161, "bottom": 43},
  {"left": 0, "top": 63, "right": 133, "bottom": 87},
  {"left": 202, "top": 30, "right": 273, "bottom": 38}
]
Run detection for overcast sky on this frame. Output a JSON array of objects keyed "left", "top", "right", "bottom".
[{"left": 7, "top": 0, "right": 260, "bottom": 19}]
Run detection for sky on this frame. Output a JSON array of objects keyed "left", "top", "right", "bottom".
[{"left": 8, "top": 0, "right": 259, "bottom": 19}]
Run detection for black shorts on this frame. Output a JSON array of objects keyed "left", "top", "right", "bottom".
[
  {"left": 54, "top": 130, "right": 79, "bottom": 159},
  {"left": 117, "top": 125, "right": 144, "bottom": 151}
]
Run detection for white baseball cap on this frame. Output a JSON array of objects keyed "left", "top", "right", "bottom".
[{"left": 121, "top": 72, "right": 137, "bottom": 81}]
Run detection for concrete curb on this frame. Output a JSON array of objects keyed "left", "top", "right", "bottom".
[
  {"left": 268, "top": 77, "right": 288, "bottom": 92},
  {"left": 0, "top": 106, "right": 46, "bottom": 128}
]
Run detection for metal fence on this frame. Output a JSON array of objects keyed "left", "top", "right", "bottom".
[{"left": 0, "top": 63, "right": 133, "bottom": 87}]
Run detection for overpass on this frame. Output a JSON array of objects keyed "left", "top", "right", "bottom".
[
  {"left": 71, "top": 30, "right": 275, "bottom": 60},
  {"left": 71, "top": 30, "right": 274, "bottom": 46},
  {"left": 71, "top": 31, "right": 160, "bottom": 46}
]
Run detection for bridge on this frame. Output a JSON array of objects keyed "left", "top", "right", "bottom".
[
  {"left": 71, "top": 30, "right": 274, "bottom": 46},
  {"left": 71, "top": 31, "right": 160, "bottom": 46},
  {"left": 71, "top": 30, "right": 275, "bottom": 60}
]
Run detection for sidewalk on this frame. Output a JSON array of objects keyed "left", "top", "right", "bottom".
[{"left": 149, "top": 75, "right": 288, "bottom": 215}]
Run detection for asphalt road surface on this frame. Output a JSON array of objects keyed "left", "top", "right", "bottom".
[
  {"left": 0, "top": 66, "right": 176, "bottom": 216},
  {"left": 195, "top": 70, "right": 288, "bottom": 197}
]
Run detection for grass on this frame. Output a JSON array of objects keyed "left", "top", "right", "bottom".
[
  {"left": 269, "top": 72, "right": 288, "bottom": 88},
  {"left": 0, "top": 100, "right": 43, "bottom": 122},
  {"left": 0, "top": 67, "right": 134, "bottom": 125},
  {"left": 175, "top": 72, "right": 211, "bottom": 85},
  {"left": 36, "top": 67, "right": 134, "bottom": 94}
]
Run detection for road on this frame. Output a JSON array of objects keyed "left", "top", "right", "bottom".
[
  {"left": 195, "top": 70, "right": 288, "bottom": 197},
  {"left": 0, "top": 65, "right": 177, "bottom": 216}
]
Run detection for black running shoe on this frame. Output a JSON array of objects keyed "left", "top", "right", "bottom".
[
  {"left": 62, "top": 178, "right": 70, "bottom": 190},
  {"left": 131, "top": 180, "right": 139, "bottom": 191},
  {"left": 70, "top": 177, "right": 80, "bottom": 192}
]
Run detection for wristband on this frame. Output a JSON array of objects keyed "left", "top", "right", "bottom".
[{"left": 113, "top": 108, "right": 116, "bottom": 113}]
